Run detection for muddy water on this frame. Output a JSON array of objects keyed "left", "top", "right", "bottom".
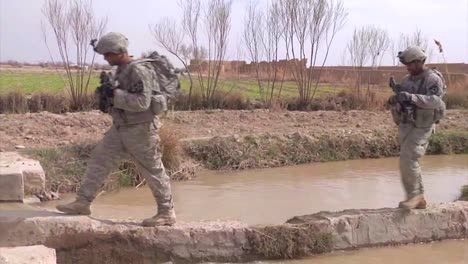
[
  {"left": 40, "top": 155, "right": 468, "bottom": 263},
  {"left": 43, "top": 154, "right": 467, "bottom": 224},
  {"left": 264, "top": 239, "right": 468, "bottom": 264}
]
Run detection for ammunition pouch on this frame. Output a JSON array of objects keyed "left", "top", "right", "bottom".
[
  {"left": 150, "top": 93, "right": 167, "bottom": 115},
  {"left": 414, "top": 102, "right": 446, "bottom": 128},
  {"left": 390, "top": 103, "right": 415, "bottom": 125}
]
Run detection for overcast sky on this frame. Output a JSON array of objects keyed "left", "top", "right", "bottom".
[{"left": 1, "top": 0, "right": 467, "bottom": 66}]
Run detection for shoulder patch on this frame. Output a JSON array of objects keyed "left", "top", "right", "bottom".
[
  {"left": 129, "top": 80, "right": 144, "bottom": 93},
  {"left": 429, "top": 84, "right": 441, "bottom": 95}
]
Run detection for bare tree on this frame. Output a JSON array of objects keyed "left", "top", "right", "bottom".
[
  {"left": 202, "top": 0, "right": 232, "bottom": 104},
  {"left": 151, "top": 18, "right": 197, "bottom": 109},
  {"left": 179, "top": 0, "right": 228, "bottom": 107},
  {"left": 179, "top": 0, "right": 202, "bottom": 109},
  {"left": 243, "top": 2, "right": 265, "bottom": 101},
  {"left": 367, "top": 27, "right": 390, "bottom": 98},
  {"left": 263, "top": 2, "right": 284, "bottom": 105},
  {"left": 369, "top": 28, "right": 390, "bottom": 68},
  {"left": 347, "top": 27, "right": 371, "bottom": 94},
  {"left": 179, "top": 44, "right": 193, "bottom": 66},
  {"left": 310, "top": 0, "right": 348, "bottom": 99},
  {"left": 346, "top": 25, "right": 389, "bottom": 95},
  {"left": 42, "top": 0, "right": 106, "bottom": 110},
  {"left": 151, "top": 19, "right": 184, "bottom": 55},
  {"left": 180, "top": 0, "right": 201, "bottom": 59},
  {"left": 347, "top": 28, "right": 371, "bottom": 68},
  {"left": 398, "top": 28, "right": 433, "bottom": 63},
  {"left": 154, "top": 0, "right": 219, "bottom": 109},
  {"left": 278, "top": 0, "right": 347, "bottom": 107},
  {"left": 244, "top": 1, "right": 286, "bottom": 106},
  {"left": 399, "top": 29, "right": 428, "bottom": 50}
]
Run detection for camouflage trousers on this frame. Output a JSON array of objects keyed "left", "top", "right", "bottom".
[
  {"left": 78, "top": 118, "right": 173, "bottom": 212},
  {"left": 399, "top": 123, "right": 434, "bottom": 199}
]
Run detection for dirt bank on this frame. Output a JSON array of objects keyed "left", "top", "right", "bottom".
[
  {"left": 186, "top": 129, "right": 468, "bottom": 169},
  {"left": 1, "top": 109, "right": 467, "bottom": 151}
]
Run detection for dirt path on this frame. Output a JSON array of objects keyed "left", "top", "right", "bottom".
[{"left": 1, "top": 109, "right": 467, "bottom": 151}]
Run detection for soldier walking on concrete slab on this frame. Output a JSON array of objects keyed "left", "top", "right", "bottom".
[
  {"left": 387, "top": 46, "right": 447, "bottom": 209},
  {"left": 56, "top": 32, "right": 176, "bottom": 226}
]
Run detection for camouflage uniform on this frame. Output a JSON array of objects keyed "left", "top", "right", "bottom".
[
  {"left": 397, "top": 69, "right": 445, "bottom": 198},
  {"left": 78, "top": 60, "right": 173, "bottom": 213},
  {"left": 390, "top": 47, "right": 446, "bottom": 207},
  {"left": 57, "top": 32, "right": 174, "bottom": 223}
]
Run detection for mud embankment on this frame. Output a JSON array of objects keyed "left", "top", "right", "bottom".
[{"left": 186, "top": 129, "right": 468, "bottom": 169}]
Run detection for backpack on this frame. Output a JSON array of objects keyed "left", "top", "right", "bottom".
[
  {"left": 430, "top": 68, "right": 447, "bottom": 97},
  {"left": 136, "top": 51, "right": 181, "bottom": 115},
  {"left": 414, "top": 68, "right": 447, "bottom": 126}
]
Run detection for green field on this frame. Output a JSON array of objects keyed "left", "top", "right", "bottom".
[
  {"left": 0, "top": 71, "right": 347, "bottom": 99},
  {"left": 0, "top": 72, "right": 100, "bottom": 94},
  {"left": 179, "top": 78, "right": 346, "bottom": 99}
]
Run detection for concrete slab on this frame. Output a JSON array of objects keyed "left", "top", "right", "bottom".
[
  {"left": 0, "top": 202, "right": 466, "bottom": 263},
  {"left": 0, "top": 152, "right": 46, "bottom": 196},
  {"left": 21, "top": 161, "right": 46, "bottom": 195},
  {"left": 0, "top": 167, "right": 24, "bottom": 202},
  {"left": 0, "top": 245, "right": 56, "bottom": 264}
]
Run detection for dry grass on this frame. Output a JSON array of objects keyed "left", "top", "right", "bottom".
[
  {"left": 459, "top": 185, "right": 468, "bottom": 201},
  {"left": 427, "top": 129, "right": 468, "bottom": 154},
  {"left": 1, "top": 79, "right": 465, "bottom": 114},
  {"left": 160, "top": 125, "right": 182, "bottom": 172},
  {"left": 23, "top": 143, "right": 93, "bottom": 193},
  {"left": 444, "top": 81, "right": 468, "bottom": 109},
  {"left": 187, "top": 132, "right": 399, "bottom": 170},
  {"left": 0, "top": 91, "right": 96, "bottom": 114},
  {"left": 284, "top": 90, "right": 386, "bottom": 111},
  {"left": 22, "top": 125, "right": 189, "bottom": 193},
  {"left": 332, "top": 90, "right": 386, "bottom": 111},
  {"left": 187, "top": 129, "right": 468, "bottom": 170},
  {"left": 174, "top": 90, "right": 252, "bottom": 110},
  {"left": 247, "top": 225, "right": 333, "bottom": 259},
  {"left": 28, "top": 92, "right": 70, "bottom": 113},
  {"left": 0, "top": 90, "right": 29, "bottom": 113}
]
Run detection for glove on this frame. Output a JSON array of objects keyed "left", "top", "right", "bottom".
[
  {"left": 102, "top": 83, "right": 114, "bottom": 98},
  {"left": 397, "top": 92, "right": 413, "bottom": 104}
]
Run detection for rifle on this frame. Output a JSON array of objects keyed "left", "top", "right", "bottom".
[
  {"left": 95, "top": 71, "right": 114, "bottom": 113},
  {"left": 90, "top": 39, "right": 115, "bottom": 113},
  {"left": 389, "top": 76, "right": 414, "bottom": 123}
]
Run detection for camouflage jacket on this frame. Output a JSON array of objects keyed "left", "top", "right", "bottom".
[
  {"left": 400, "top": 68, "right": 446, "bottom": 110},
  {"left": 111, "top": 60, "right": 159, "bottom": 125},
  {"left": 392, "top": 68, "right": 447, "bottom": 127}
]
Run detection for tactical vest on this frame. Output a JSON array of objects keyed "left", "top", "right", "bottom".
[{"left": 391, "top": 69, "right": 446, "bottom": 127}]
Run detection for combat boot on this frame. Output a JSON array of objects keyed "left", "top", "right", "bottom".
[
  {"left": 56, "top": 197, "right": 91, "bottom": 215},
  {"left": 398, "top": 194, "right": 427, "bottom": 209},
  {"left": 142, "top": 209, "right": 176, "bottom": 227}
]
